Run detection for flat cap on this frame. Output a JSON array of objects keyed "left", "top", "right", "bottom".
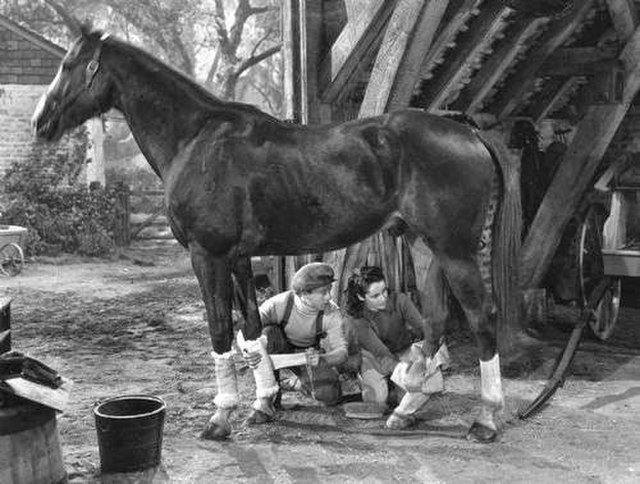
[{"left": 291, "top": 262, "right": 336, "bottom": 293}]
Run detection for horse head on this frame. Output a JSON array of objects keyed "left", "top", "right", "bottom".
[{"left": 32, "top": 25, "right": 113, "bottom": 142}]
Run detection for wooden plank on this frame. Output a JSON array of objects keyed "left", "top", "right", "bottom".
[
  {"left": 386, "top": 0, "right": 450, "bottom": 111},
  {"left": 520, "top": 26, "right": 640, "bottom": 289},
  {"left": 319, "top": 0, "right": 396, "bottom": 104},
  {"left": 419, "top": 0, "right": 481, "bottom": 79},
  {"left": 358, "top": 0, "right": 432, "bottom": 116},
  {"left": 491, "top": 0, "right": 595, "bottom": 120},
  {"left": 4, "top": 377, "right": 73, "bottom": 412},
  {"left": 453, "top": 17, "right": 543, "bottom": 112},
  {"left": 605, "top": 0, "right": 637, "bottom": 43},
  {"left": 420, "top": 0, "right": 510, "bottom": 111}
]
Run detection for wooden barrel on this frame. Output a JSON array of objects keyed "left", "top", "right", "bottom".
[{"left": 0, "top": 401, "right": 66, "bottom": 484}]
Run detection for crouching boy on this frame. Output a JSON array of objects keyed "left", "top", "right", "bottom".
[{"left": 242, "top": 262, "right": 348, "bottom": 423}]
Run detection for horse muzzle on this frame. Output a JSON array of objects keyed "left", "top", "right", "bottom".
[{"left": 31, "top": 94, "right": 63, "bottom": 142}]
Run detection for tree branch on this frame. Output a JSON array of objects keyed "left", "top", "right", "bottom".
[
  {"left": 235, "top": 44, "right": 281, "bottom": 77},
  {"left": 42, "top": 0, "right": 81, "bottom": 35}
]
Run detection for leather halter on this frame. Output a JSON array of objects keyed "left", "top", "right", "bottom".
[{"left": 85, "top": 33, "right": 110, "bottom": 88}]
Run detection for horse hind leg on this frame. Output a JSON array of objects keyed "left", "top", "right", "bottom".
[
  {"left": 440, "top": 255, "right": 503, "bottom": 443},
  {"left": 386, "top": 260, "right": 449, "bottom": 429}
]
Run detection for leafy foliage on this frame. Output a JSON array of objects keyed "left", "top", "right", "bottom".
[{"left": 1, "top": 128, "right": 118, "bottom": 256}]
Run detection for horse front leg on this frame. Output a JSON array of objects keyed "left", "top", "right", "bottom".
[
  {"left": 189, "top": 243, "right": 236, "bottom": 440},
  {"left": 232, "top": 257, "right": 279, "bottom": 422},
  {"left": 231, "top": 256, "right": 262, "bottom": 339},
  {"left": 442, "top": 256, "right": 503, "bottom": 443}
]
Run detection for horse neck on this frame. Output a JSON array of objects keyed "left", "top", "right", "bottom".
[{"left": 104, "top": 43, "right": 224, "bottom": 180}]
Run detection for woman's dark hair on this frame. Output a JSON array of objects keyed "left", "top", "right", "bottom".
[{"left": 344, "top": 266, "right": 386, "bottom": 317}]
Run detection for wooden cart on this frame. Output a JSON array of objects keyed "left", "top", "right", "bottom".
[
  {"left": 0, "top": 225, "right": 26, "bottom": 277},
  {"left": 578, "top": 156, "right": 640, "bottom": 340}
]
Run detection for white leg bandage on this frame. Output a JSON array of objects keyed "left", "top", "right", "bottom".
[
  {"left": 212, "top": 350, "right": 239, "bottom": 409},
  {"left": 480, "top": 353, "right": 504, "bottom": 411},
  {"left": 394, "top": 392, "right": 429, "bottom": 417},
  {"left": 247, "top": 335, "right": 279, "bottom": 399}
]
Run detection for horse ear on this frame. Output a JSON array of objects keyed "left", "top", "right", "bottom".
[
  {"left": 78, "top": 21, "right": 93, "bottom": 38},
  {"left": 66, "top": 16, "right": 81, "bottom": 37}
]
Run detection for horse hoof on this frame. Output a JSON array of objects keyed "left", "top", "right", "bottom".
[
  {"left": 466, "top": 422, "right": 498, "bottom": 443},
  {"left": 200, "top": 418, "right": 232, "bottom": 440},
  {"left": 245, "top": 409, "right": 275, "bottom": 425},
  {"left": 385, "top": 412, "right": 417, "bottom": 430}
]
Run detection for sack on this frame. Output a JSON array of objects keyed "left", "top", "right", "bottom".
[{"left": 262, "top": 324, "right": 290, "bottom": 354}]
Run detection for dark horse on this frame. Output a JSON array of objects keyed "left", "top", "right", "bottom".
[{"left": 33, "top": 27, "right": 521, "bottom": 442}]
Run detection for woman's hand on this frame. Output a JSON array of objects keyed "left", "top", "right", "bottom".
[
  {"left": 243, "top": 349, "right": 262, "bottom": 369},
  {"left": 305, "top": 347, "right": 321, "bottom": 367}
]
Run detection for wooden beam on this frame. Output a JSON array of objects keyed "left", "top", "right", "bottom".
[
  {"left": 540, "top": 46, "right": 619, "bottom": 76},
  {"left": 386, "top": 0, "right": 449, "bottom": 112},
  {"left": 491, "top": 0, "right": 595, "bottom": 120},
  {"left": 359, "top": 0, "right": 443, "bottom": 116},
  {"left": 419, "top": 0, "right": 482, "bottom": 79},
  {"left": 300, "top": 0, "right": 332, "bottom": 124},
  {"left": 520, "top": 26, "right": 640, "bottom": 289},
  {"left": 282, "top": 0, "right": 302, "bottom": 122},
  {"left": 319, "top": 0, "right": 397, "bottom": 104},
  {"left": 605, "top": 0, "right": 637, "bottom": 42},
  {"left": 529, "top": 77, "right": 581, "bottom": 123},
  {"left": 453, "top": 17, "right": 544, "bottom": 113},
  {"left": 420, "top": 0, "right": 510, "bottom": 111}
]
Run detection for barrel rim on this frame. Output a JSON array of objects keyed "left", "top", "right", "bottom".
[{"left": 94, "top": 394, "right": 166, "bottom": 420}]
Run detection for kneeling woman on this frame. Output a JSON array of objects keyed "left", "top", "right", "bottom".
[
  {"left": 242, "top": 262, "right": 348, "bottom": 423},
  {"left": 344, "top": 266, "right": 448, "bottom": 429}
]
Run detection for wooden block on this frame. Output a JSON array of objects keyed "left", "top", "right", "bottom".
[{"left": 3, "top": 377, "right": 73, "bottom": 412}]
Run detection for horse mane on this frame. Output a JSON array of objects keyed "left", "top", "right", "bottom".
[{"left": 83, "top": 28, "right": 282, "bottom": 125}]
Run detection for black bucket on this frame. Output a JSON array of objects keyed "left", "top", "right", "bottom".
[{"left": 94, "top": 395, "right": 166, "bottom": 474}]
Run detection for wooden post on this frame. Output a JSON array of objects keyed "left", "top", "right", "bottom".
[
  {"left": 113, "top": 183, "right": 131, "bottom": 247},
  {"left": 0, "top": 297, "right": 11, "bottom": 354}
]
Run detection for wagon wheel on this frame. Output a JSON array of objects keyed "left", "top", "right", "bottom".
[
  {"left": 0, "top": 242, "right": 24, "bottom": 277},
  {"left": 578, "top": 205, "right": 621, "bottom": 340}
]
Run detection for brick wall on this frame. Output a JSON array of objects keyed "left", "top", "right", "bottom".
[{"left": 0, "top": 84, "right": 87, "bottom": 182}]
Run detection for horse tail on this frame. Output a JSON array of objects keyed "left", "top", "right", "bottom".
[{"left": 476, "top": 131, "right": 522, "bottom": 354}]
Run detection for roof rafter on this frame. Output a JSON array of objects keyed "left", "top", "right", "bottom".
[
  {"left": 539, "top": 46, "right": 619, "bottom": 76},
  {"left": 418, "top": 0, "right": 482, "bottom": 79},
  {"left": 420, "top": 0, "right": 510, "bottom": 111},
  {"left": 360, "top": 0, "right": 448, "bottom": 115},
  {"left": 490, "top": 0, "right": 596, "bottom": 120},
  {"left": 318, "top": 0, "right": 397, "bottom": 104},
  {"left": 529, "top": 77, "right": 582, "bottom": 123},
  {"left": 453, "top": 16, "right": 544, "bottom": 113},
  {"left": 386, "top": 0, "right": 450, "bottom": 112}
]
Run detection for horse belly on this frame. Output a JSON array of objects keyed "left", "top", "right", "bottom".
[{"left": 253, "top": 205, "right": 393, "bottom": 255}]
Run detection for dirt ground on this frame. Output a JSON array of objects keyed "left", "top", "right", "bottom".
[{"left": 3, "top": 241, "right": 640, "bottom": 483}]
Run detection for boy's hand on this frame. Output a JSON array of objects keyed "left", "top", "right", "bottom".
[
  {"left": 305, "top": 347, "right": 321, "bottom": 367},
  {"left": 243, "top": 350, "right": 262, "bottom": 369}
]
